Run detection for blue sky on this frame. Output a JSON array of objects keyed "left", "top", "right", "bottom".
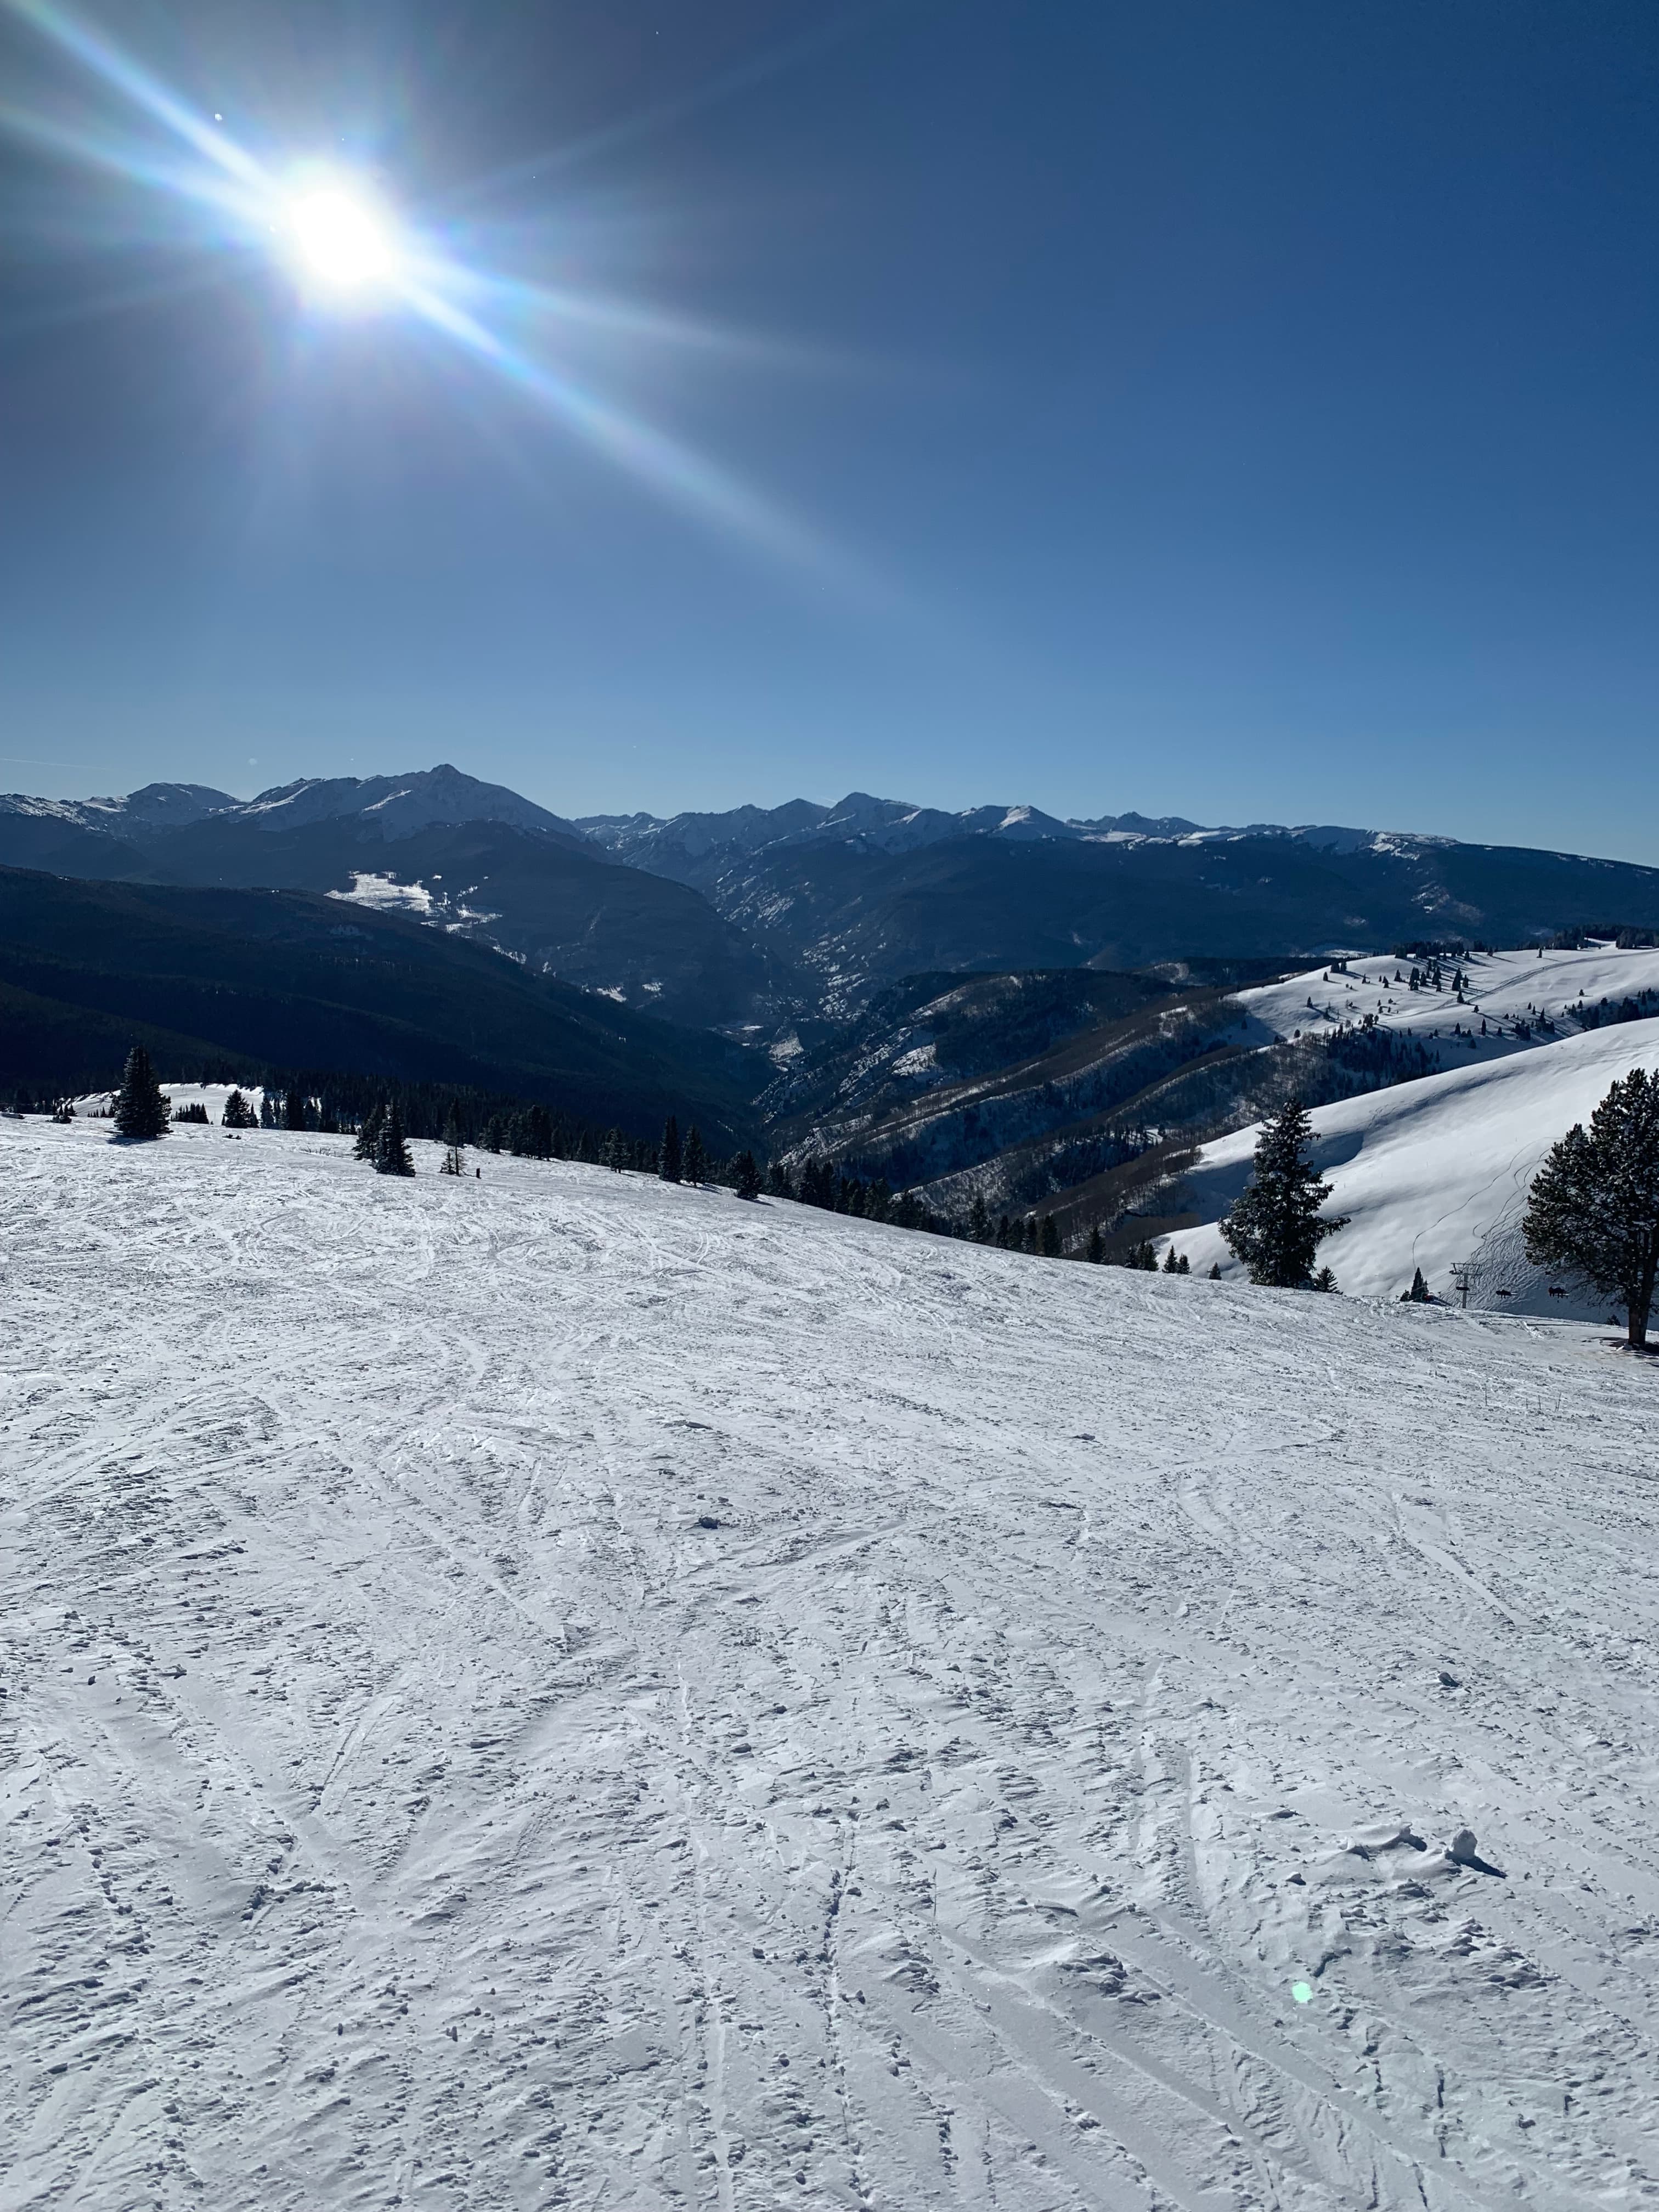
[{"left": 1, "top": 1, "right": 1656, "bottom": 857}]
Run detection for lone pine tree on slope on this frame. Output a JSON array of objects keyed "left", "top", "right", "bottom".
[
  {"left": 439, "top": 1104, "right": 466, "bottom": 1176},
  {"left": 682, "top": 1125, "right": 708, "bottom": 1186},
  {"left": 1524, "top": 1066, "right": 1659, "bottom": 1350},
  {"left": 112, "top": 1045, "right": 170, "bottom": 1140},
  {"left": 375, "top": 1098, "right": 416, "bottom": 1177},
  {"left": 1220, "top": 1098, "right": 1347, "bottom": 1288}
]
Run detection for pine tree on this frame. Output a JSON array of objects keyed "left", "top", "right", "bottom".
[
  {"left": 1209, "top": 1261, "right": 1222, "bottom": 1279},
  {"left": 527, "top": 1105, "right": 554, "bottom": 1160},
  {"left": 1312, "top": 1265, "right": 1339, "bottom": 1293},
  {"left": 1220, "top": 1099, "right": 1348, "bottom": 1287},
  {"left": 1523, "top": 1066, "right": 1659, "bottom": 1348},
  {"left": 969, "top": 1190, "right": 992, "bottom": 1244},
  {"left": 766, "top": 1158, "right": 792, "bottom": 1199},
  {"left": 1163, "top": 1244, "right": 1180, "bottom": 1273},
  {"left": 221, "top": 1088, "right": 257, "bottom": 1129},
  {"left": 1041, "top": 1215, "right": 1062, "bottom": 1258},
  {"left": 112, "top": 1045, "right": 170, "bottom": 1139},
  {"left": 682, "top": 1126, "right": 708, "bottom": 1185},
  {"left": 1176, "top": 1253, "right": 1190, "bottom": 1275},
  {"left": 733, "top": 1150, "right": 761, "bottom": 1200},
  {"left": 284, "top": 1087, "right": 306, "bottom": 1132},
  {"left": 483, "top": 1115, "right": 505, "bottom": 1154},
  {"left": 602, "top": 1126, "right": 628, "bottom": 1172},
  {"left": 375, "top": 1098, "right": 415, "bottom": 1176},
  {"left": 1086, "top": 1223, "right": 1104, "bottom": 1263},
  {"left": 439, "top": 1104, "right": 466, "bottom": 1176},
  {"left": 659, "top": 1116, "right": 682, "bottom": 1183},
  {"left": 1401, "top": 1266, "right": 1430, "bottom": 1303},
  {"left": 996, "top": 1215, "right": 1012, "bottom": 1250},
  {"left": 353, "top": 1099, "right": 386, "bottom": 1163}
]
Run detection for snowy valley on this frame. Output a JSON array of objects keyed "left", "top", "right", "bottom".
[{"left": 4, "top": 1117, "right": 1657, "bottom": 2210}]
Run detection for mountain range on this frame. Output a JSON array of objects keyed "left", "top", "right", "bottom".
[{"left": 7, "top": 766, "right": 1659, "bottom": 1036}]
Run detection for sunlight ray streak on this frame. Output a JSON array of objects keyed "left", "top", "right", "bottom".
[
  {"left": 1, "top": 0, "right": 865, "bottom": 583},
  {"left": 4, "top": 0, "right": 266, "bottom": 183},
  {"left": 404, "top": 279, "right": 837, "bottom": 573}
]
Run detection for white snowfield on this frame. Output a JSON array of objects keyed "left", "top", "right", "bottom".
[
  {"left": 1238, "top": 943, "right": 1659, "bottom": 1063},
  {"left": 1166, "top": 1017, "right": 1659, "bottom": 1313},
  {"left": 4, "top": 1122, "right": 1658, "bottom": 2212}
]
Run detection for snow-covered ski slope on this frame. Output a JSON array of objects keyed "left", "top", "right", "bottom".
[
  {"left": 1238, "top": 943, "right": 1659, "bottom": 1064},
  {"left": 4, "top": 1121, "right": 1658, "bottom": 2212},
  {"left": 1166, "top": 1017, "right": 1659, "bottom": 1312}
]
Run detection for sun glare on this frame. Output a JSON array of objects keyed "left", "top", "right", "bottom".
[{"left": 283, "top": 182, "right": 400, "bottom": 298}]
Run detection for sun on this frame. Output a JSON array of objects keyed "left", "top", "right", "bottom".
[{"left": 281, "top": 179, "right": 402, "bottom": 300}]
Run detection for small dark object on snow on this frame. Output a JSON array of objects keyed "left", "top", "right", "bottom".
[
  {"left": 1438, "top": 1669, "right": 1460, "bottom": 1687},
  {"left": 1444, "top": 1826, "right": 1506, "bottom": 1877},
  {"left": 696, "top": 1514, "right": 720, "bottom": 1530}
]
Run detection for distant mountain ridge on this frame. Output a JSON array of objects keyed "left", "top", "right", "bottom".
[
  {"left": 0, "top": 767, "right": 774, "bottom": 1029},
  {"left": 574, "top": 790, "right": 1390, "bottom": 878},
  {"left": 5, "top": 765, "right": 1659, "bottom": 1029},
  {"left": 2, "top": 765, "right": 578, "bottom": 847}
]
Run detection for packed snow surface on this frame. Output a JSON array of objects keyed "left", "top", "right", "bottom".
[
  {"left": 1238, "top": 944, "right": 1659, "bottom": 1063},
  {"left": 1167, "top": 1017, "right": 1659, "bottom": 1313},
  {"left": 4, "top": 1121, "right": 1658, "bottom": 2211}
]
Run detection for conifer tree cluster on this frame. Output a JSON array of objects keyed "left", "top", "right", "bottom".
[
  {"left": 221, "top": 1089, "right": 257, "bottom": 1128},
  {"left": 112, "top": 1046, "right": 170, "bottom": 1141},
  {"left": 783, "top": 1156, "right": 923, "bottom": 1226},
  {"left": 374, "top": 1099, "right": 415, "bottom": 1177},
  {"left": 1524, "top": 1066, "right": 1659, "bottom": 1348}
]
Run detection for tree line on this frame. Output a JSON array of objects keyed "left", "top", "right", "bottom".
[{"left": 81, "top": 1045, "right": 1659, "bottom": 1348}]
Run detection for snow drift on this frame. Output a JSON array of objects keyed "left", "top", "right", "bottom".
[{"left": 3, "top": 1119, "right": 1657, "bottom": 2209}]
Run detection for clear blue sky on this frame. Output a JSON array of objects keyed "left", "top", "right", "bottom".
[{"left": 2, "top": 1, "right": 1656, "bottom": 856}]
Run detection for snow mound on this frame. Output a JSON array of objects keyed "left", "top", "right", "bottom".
[
  {"left": 4, "top": 1119, "right": 1658, "bottom": 2208},
  {"left": 1167, "top": 1016, "right": 1659, "bottom": 1312}
]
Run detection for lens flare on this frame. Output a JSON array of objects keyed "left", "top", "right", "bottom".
[
  {"left": 282, "top": 182, "right": 400, "bottom": 298},
  {"left": 0, "top": 0, "right": 854, "bottom": 582}
]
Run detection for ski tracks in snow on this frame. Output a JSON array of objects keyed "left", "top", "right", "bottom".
[{"left": 2, "top": 1120, "right": 1657, "bottom": 2209}]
